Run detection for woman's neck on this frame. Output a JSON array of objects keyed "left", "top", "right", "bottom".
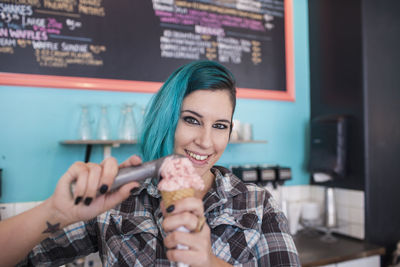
[{"left": 196, "top": 169, "right": 215, "bottom": 199}]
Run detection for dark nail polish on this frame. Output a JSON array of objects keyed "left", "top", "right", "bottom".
[
  {"left": 166, "top": 205, "right": 175, "bottom": 213},
  {"left": 75, "top": 196, "right": 82, "bottom": 205},
  {"left": 130, "top": 188, "right": 136, "bottom": 194},
  {"left": 84, "top": 197, "right": 92, "bottom": 206},
  {"left": 99, "top": 184, "right": 108, "bottom": 194}
]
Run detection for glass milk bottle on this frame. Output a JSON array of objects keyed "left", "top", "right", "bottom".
[
  {"left": 96, "top": 105, "right": 111, "bottom": 140},
  {"left": 77, "top": 105, "right": 92, "bottom": 140},
  {"left": 119, "top": 104, "right": 137, "bottom": 140}
]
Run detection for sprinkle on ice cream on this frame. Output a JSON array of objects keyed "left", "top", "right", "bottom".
[{"left": 158, "top": 156, "right": 205, "bottom": 192}]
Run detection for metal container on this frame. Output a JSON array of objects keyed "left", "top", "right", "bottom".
[
  {"left": 241, "top": 165, "right": 259, "bottom": 182},
  {"left": 258, "top": 164, "right": 276, "bottom": 182},
  {"left": 324, "top": 187, "right": 337, "bottom": 228},
  {"left": 231, "top": 165, "right": 258, "bottom": 183}
]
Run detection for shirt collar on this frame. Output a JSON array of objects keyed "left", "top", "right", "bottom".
[
  {"left": 130, "top": 177, "right": 161, "bottom": 198},
  {"left": 203, "top": 166, "right": 248, "bottom": 213}
]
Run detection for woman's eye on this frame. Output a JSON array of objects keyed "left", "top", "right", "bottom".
[
  {"left": 183, "top": 116, "right": 200, "bottom": 125},
  {"left": 213, "top": 123, "right": 228, "bottom": 130}
]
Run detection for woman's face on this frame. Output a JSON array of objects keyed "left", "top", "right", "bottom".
[{"left": 174, "top": 89, "right": 233, "bottom": 179}]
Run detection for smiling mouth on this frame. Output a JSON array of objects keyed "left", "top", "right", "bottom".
[{"left": 186, "top": 150, "right": 210, "bottom": 161}]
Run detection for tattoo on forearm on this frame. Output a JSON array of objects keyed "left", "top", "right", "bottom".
[{"left": 42, "top": 221, "right": 61, "bottom": 234}]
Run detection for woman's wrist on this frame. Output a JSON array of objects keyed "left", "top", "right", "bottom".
[{"left": 41, "top": 197, "right": 72, "bottom": 231}]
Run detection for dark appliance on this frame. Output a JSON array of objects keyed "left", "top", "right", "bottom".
[{"left": 309, "top": 115, "right": 348, "bottom": 179}]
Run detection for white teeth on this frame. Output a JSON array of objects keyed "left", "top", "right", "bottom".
[{"left": 188, "top": 151, "right": 208, "bottom": 161}]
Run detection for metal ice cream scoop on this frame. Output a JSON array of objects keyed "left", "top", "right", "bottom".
[{"left": 70, "top": 154, "right": 184, "bottom": 196}]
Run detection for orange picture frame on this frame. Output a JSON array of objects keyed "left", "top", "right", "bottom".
[{"left": 0, "top": 0, "right": 294, "bottom": 101}]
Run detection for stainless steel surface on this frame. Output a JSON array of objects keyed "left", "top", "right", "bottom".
[
  {"left": 325, "top": 187, "right": 337, "bottom": 228},
  {"left": 319, "top": 187, "right": 338, "bottom": 243}
]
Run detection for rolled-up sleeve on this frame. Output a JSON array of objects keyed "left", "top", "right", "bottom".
[{"left": 17, "top": 220, "right": 98, "bottom": 267}]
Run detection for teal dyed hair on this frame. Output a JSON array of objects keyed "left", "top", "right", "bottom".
[{"left": 140, "top": 60, "right": 236, "bottom": 161}]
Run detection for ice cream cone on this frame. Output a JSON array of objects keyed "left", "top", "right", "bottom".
[
  {"left": 157, "top": 156, "right": 204, "bottom": 267},
  {"left": 161, "top": 188, "right": 195, "bottom": 208}
]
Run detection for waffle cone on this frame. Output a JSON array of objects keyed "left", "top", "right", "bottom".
[{"left": 161, "top": 188, "right": 195, "bottom": 208}]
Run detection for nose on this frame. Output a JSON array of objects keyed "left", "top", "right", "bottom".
[{"left": 195, "top": 126, "right": 212, "bottom": 149}]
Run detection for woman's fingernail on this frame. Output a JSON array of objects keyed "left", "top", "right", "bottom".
[
  {"left": 74, "top": 196, "right": 82, "bottom": 205},
  {"left": 130, "top": 187, "right": 137, "bottom": 194},
  {"left": 99, "top": 184, "right": 108, "bottom": 194},
  {"left": 166, "top": 205, "right": 175, "bottom": 213},
  {"left": 84, "top": 197, "right": 92, "bottom": 206}
]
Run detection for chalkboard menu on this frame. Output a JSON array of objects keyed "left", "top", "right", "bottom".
[{"left": 0, "top": 0, "right": 294, "bottom": 100}]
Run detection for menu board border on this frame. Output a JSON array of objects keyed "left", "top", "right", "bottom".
[{"left": 0, "top": 0, "right": 294, "bottom": 101}]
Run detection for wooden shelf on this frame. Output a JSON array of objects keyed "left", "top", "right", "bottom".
[
  {"left": 60, "top": 140, "right": 137, "bottom": 162},
  {"left": 60, "top": 139, "right": 137, "bottom": 146}
]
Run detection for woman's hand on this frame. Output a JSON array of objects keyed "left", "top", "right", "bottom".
[
  {"left": 47, "top": 155, "right": 142, "bottom": 228},
  {"left": 0, "top": 155, "right": 143, "bottom": 266},
  {"left": 161, "top": 197, "right": 218, "bottom": 267}
]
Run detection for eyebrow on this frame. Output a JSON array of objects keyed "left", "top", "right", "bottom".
[{"left": 181, "top": 109, "right": 231, "bottom": 124}]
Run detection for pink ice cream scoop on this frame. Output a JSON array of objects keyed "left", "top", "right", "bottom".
[{"left": 158, "top": 156, "right": 205, "bottom": 192}]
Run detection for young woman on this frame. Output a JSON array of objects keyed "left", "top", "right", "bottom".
[{"left": 0, "top": 61, "right": 300, "bottom": 266}]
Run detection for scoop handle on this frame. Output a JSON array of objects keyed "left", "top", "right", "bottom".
[
  {"left": 108, "top": 162, "right": 157, "bottom": 192},
  {"left": 70, "top": 160, "right": 159, "bottom": 196},
  {"left": 69, "top": 154, "right": 183, "bottom": 196}
]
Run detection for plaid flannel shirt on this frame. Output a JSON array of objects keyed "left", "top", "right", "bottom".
[{"left": 18, "top": 166, "right": 300, "bottom": 266}]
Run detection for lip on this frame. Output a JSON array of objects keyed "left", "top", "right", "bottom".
[{"left": 185, "top": 149, "right": 210, "bottom": 166}]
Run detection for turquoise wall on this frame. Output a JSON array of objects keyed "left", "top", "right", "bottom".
[{"left": 0, "top": 0, "right": 310, "bottom": 203}]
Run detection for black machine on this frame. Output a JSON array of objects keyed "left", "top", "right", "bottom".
[
  {"left": 231, "top": 165, "right": 291, "bottom": 188},
  {"left": 309, "top": 115, "right": 348, "bottom": 180}
]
